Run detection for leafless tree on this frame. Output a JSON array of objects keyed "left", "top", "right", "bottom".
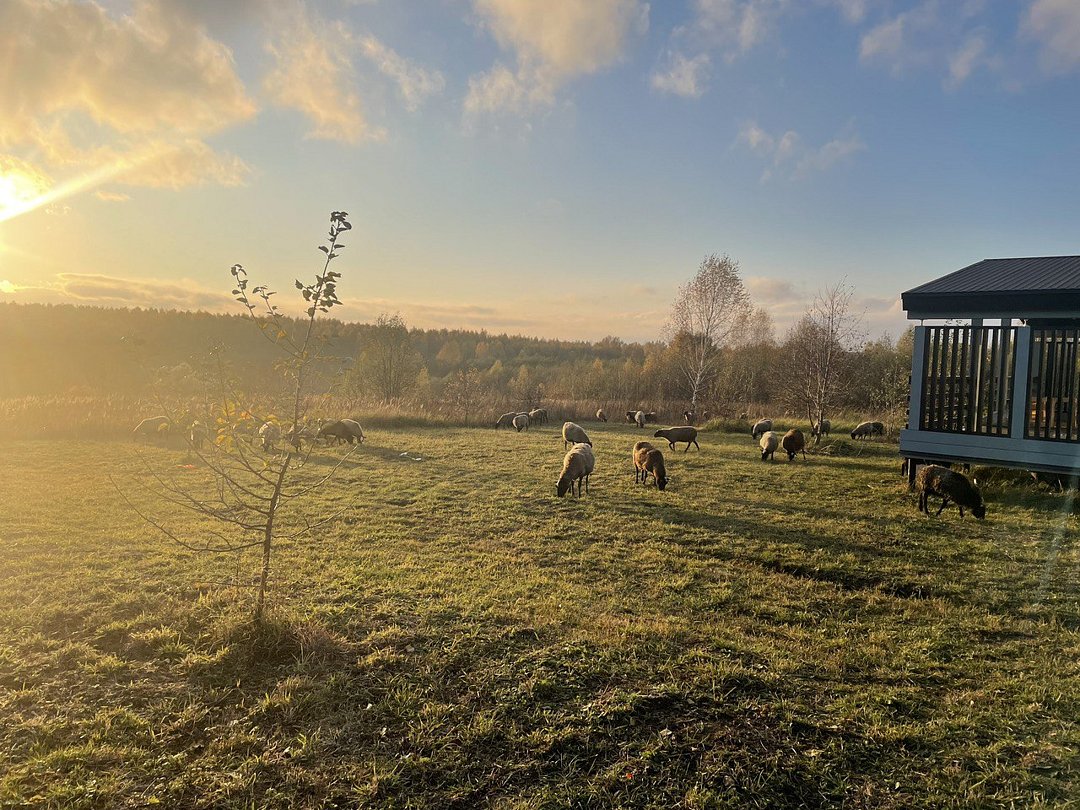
[
  {"left": 781, "top": 280, "right": 865, "bottom": 444},
  {"left": 444, "top": 367, "right": 486, "bottom": 425},
  {"left": 666, "top": 254, "right": 752, "bottom": 410},
  {"left": 117, "top": 212, "right": 355, "bottom": 621}
]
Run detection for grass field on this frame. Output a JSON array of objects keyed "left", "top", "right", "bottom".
[{"left": 1, "top": 423, "right": 1079, "bottom": 808}]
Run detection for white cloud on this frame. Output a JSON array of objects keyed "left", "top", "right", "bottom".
[
  {"left": 465, "top": 0, "right": 649, "bottom": 118},
  {"left": 263, "top": 7, "right": 383, "bottom": 144},
  {"left": 738, "top": 121, "right": 865, "bottom": 180},
  {"left": 860, "top": 1, "right": 997, "bottom": 87},
  {"left": 1024, "top": 0, "right": 1080, "bottom": 74},
  {"left": 946, "top": 33, "right": 989, "bottom": 89},
  {"left": 359, "top": 36, "right": 445, "bottom": 111},
  {"left": 650, "top": 52, "right": 711, "bottom": 97},
  {"left": 822, "top": 0, "right": 868, "bottom": 24}
]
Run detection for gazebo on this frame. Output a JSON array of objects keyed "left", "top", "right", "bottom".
[{"left": 900, "top": 256, "right": 1080, "bottom": 485}]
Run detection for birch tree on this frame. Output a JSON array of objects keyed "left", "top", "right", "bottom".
[
  {"left": 666, "top": 254, "right": 752, "bottom": 409},
  {"left": 782, "top": 281, "right": 865, "bottom": 443}
]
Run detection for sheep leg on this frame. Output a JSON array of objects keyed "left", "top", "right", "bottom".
[
  {"left": 693, "top": 439, "right": 700, "bottom": 451},
  {"left": 585, "top": 474, "right": 590, "bottom": 494},
  {"left": 935, "top": 497, "right": 948, "bottom": 516}
]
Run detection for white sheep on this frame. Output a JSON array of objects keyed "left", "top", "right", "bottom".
[
  {"left": 759, "top": 430, "right": 779, "bottom": 461},
  {"left": 751, "top": 418, "right": 773, "bottom": 440},
  {"left": 557, "top": 442, "right": 595, "bottom": 497},
  {"left": 512, "top": 413, "right": 530, "bottom": 432},
  {"left": 259, "top": 421, "right": 281, "bottom": 451},
  {"left": 561, "top": 421, "right": 591, "bottom": 449},
  {"left": 634, "top": 410, "right": 646, "bottom": 429},
  {"left": 133, "top": 416, "right": 169, "bottom": 442},
  {"left": 318, "top": 419, "right": 365, "bottom": 445}
]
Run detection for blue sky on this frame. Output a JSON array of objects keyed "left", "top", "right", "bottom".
[{"left": 1, "top": 0, "right": 1078, "bottom": 341}]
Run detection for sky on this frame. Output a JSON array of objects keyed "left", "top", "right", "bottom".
[{"left": 0, "top": 0, "right": 1078, "bottom": 343}]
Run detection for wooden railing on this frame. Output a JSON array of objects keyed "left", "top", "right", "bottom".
[
  {"left": 919, "top": 326, "right": 1014, "bottom": 436},
  {"left": 1027, "top": 328, "right": 1080, "bottom": 441}
]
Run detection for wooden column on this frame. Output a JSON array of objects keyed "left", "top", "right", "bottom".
[
  {"left": 1010, "top": 326, "right": 1032, "bottom": 440},
  {"left": 906, "top": 325, "right": 928, "bottom": 489}
]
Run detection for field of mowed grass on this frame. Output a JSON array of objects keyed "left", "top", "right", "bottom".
[{"left": 1, "top": 423, "right": 1079, "bottom": 809}]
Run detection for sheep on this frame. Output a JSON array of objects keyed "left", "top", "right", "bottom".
[
  {"left": 654, "top": 426, "right": 700, "bottom": 452},
  {"left": 633, "top": 441, "right": 667, "bottom": 490},
  {"left": 318, "top": 419, "right": 365, "bottom": 445},
  {"left": 782, "top": 428, "right": 806, "bottom": 461},
  {"left": 189, "top": 420, "right": 209, "bottom": 450},
  {"left": 286, "top": 424, "right": 317, "bottom": 452},
  {"left": 562, "top": 421, "right": 591, "bottom": 449},
  {"left": 528, "top": 408, "right": 546, "bottom": 427},
  {"left": 644, "top": 412, "right": 658, "bottom": 424},
  {"left": 495, "top": 412, "right": 517, "bottom": 430},
  {"left": 683, "top": 410, "right": 695, "bottom": 424},
  {"left": 557, "top": 443, "right": 595, "bottom": 497},
  {"left": 634, "top": 410, "right": 646, "bottom": 429},
  {"left": 133, "top": 416, "right": 169, "bottom": 442},
  {"left": 625, "top": 411, "right": 637, "bottom": 424},
  {"left": 851, "top": 420, "right": 885, "bottom": 439},
  {"left": 258, "top": 422, "right": 281, "bottom": 451},
  {"left": 916, "top": 465, "right": 985, "bottom": 519},
  {"left": 596, "top": 408, "right": 608, "bottom": 422},
  {"left": 751, "top": 419, "right": 773, "bottom": 440},
  {"left": 632, "top": 441, "right": 653, "bottom": 482},
  {"left": 759, "top": 430, "right": 779, "bottom": 461},
  {"left": 512, "top": 413, "right": 530, "bottom": 432},
  {"left": 810, "top": 419, "right": 831, "bottom": 438}
]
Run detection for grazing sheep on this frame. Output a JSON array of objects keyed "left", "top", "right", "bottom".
[
  {"left": 495, "top": 412, "right": 517, "bottom": 430},
  {"left": 751, "top": 419, "right": 773, "bottom": 440},
  {"left": 633, "top": 441, "right": 667, "bottom": 490},
  {"left": 318, "top": 419, "right": 365, "bottom": 445},
  {"left": 632, "top": 441, "right": 653, "bottom": 482},
  {"left": 759, "top": 430, "right": 779, "bottom": 461},
  {"left": 782, "top": 428, "right": 806, "bottom": 461},
  {"left": 644, "top": 412, "right": 658, "bottom": 424},
  {"left": 189, "top": 420, "right": 209, "bottom": 450},
  {"left": 810, "top": 419, "right": 831, "bottom": 438},
  {"left": 286, "top": 424, "right": 317, "bottom": 452},
  {"left": 133, "top": 416, "right": 169, "bottom": 441},
  {"left": 916, "top": 465, "right": 985, "bottom": 519},
  {"left": 654, "top": 426, "right": 700, "bottom": 452},
  {"left": 259, "top": 421, "right": 281, "bottom": 451},
  {"left": 625, "top": 411, "right": 636, "bottom": 424},
  {"left": 557, "top": 443, "right": 595, "bottom": 497},
  {"left": 562, "top": 421, "right": 592, "bottom": 449},
  {"left": 851, "top": 420, "right": 885, "bottom": 439},
  {"left": 528, "top": 408, "right": 546, "bottom": 427},
  {"left": 634, "top": 410, "right": 646, "bottom": 429},
  {"left": 512, "top": 413, "right": 530, "bottom": 432},
  {"left": 596, "top": 408, "right": 608, "bottom": 422},
  {"left": 683, "top": 410, "right": 695, "bottom": 424}
]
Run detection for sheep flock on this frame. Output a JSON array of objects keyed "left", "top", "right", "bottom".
[{"left": 130, "top": 407, "right": 989, "bottom": 517}]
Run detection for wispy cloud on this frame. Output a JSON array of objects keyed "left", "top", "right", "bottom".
[
  {"left": 737, "top": 122, "right": 865, "bottom": 180},
  {"left": 1023, "top": 0, "right": 1080, "bottom": 74},
  {"left": 465, "top": 0, "right": 650, "bottom": 121},
  {"left": 359, "top": 36, "right": 445, "bottom": 111},
  {"left": 650, "top": 52, "right": 711, "bottom": 98}
]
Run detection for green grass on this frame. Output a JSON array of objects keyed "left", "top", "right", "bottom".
[{"left": 1, "top": 423, "right": 1078, "bottom": 808}]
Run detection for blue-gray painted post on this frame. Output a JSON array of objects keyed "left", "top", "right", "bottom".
[
  {"left": 1011, "top": 326, "right": 1032, "bottom": 440},
  {"left": 909, "top": 326, "right": 927, "bottom": 431}
]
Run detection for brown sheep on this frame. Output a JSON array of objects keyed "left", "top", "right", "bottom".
[
  {"left": 596, "top": 408, "right": 608, "bottom": 422},
  {"left": 633, "top": 441, "right": 667, "bottom": 490},
  {"left": 653, "top": 426, "right": 699, "bottom": 452},
  {"left": 781, "top": 428, "right": 806, "bottom": 461},
  {"left": 916, "top": 465, "right": 985, "bottom": 519}
]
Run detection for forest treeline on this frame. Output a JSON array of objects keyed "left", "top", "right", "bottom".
[{"left": 0, "top": 301, "right": 912, "bottom": 423}]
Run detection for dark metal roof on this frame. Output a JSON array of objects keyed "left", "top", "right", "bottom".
[{"left": 903, "top": 256, "right": 1080, "bottom": 318}]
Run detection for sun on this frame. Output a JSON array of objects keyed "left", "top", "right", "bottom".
[{"left": 0, "top": 158, "right": 52, "bottom": 224}]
